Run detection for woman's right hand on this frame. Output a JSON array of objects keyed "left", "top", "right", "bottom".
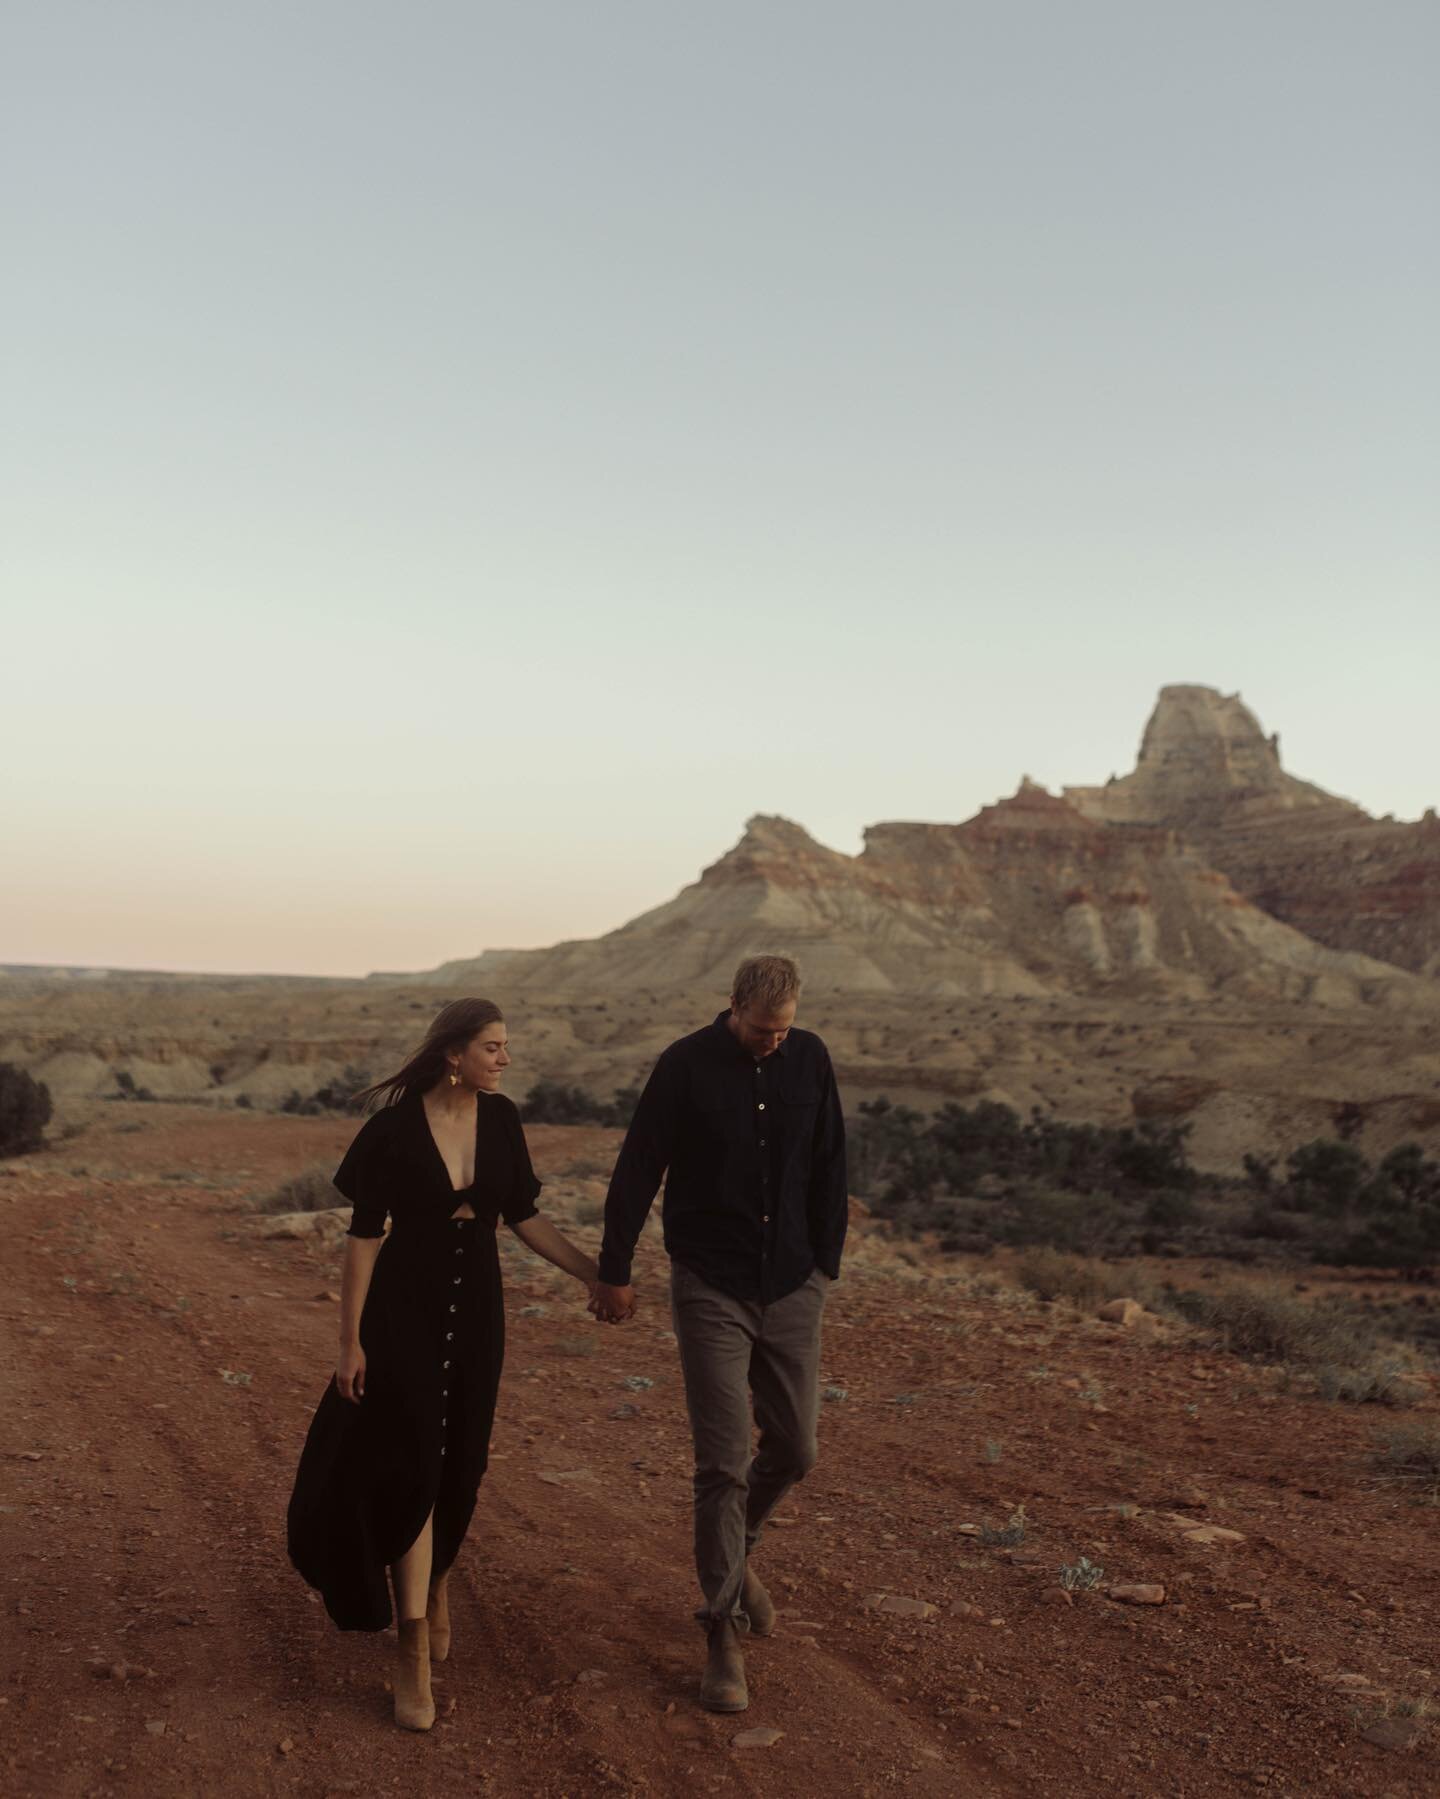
[{"left": 336, "top": 1341, "right": 366, "bottom": 1404}]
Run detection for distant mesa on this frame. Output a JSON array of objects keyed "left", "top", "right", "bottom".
[
  {"left": 409, "top": 685, "right": 1440, "bottom": 1005},
  {"left": 1063, "top": 684, "right": 1356, "bottom": 827}
]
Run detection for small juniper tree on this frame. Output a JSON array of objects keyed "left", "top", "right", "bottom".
[{"left": 0, "top": 1064, "right": 53, "bottom": 1158}]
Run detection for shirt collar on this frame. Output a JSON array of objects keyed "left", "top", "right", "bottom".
[{"left": 710, "top": 1009, "right": 789, "bottom": 1061}]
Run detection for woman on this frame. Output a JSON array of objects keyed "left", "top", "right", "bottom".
[{"left": 286, "top": 998, "right": 600, "bottom": 1731}]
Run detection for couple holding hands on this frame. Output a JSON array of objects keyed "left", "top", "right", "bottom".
[{"left": 286, "top": 955, "right": 848, "bottom": 1731}]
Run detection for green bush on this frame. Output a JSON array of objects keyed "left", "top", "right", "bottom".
[
  {"left": 521, "top": 1080, "right": 639, "bottom": 1129},
  {"left": 1286, "top": 1139, "right": 1368, "bottom": 1215},
  {"left": 0, "top": 1063, "right": 52, "bottom": 1158}
]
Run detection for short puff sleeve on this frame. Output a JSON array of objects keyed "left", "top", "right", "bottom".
[
  {"left": 501, "top": 1100, "right": 542, "bottom": 1228},
  {"left": 333, "top": 1111, "right": 392, "bottom": 1239}
]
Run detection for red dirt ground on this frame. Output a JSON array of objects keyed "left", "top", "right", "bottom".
[{"left": 2, "top": 1104, "right": 1437, "bottom": 1797}]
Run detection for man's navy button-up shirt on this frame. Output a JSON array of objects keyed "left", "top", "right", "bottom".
[{"left": 598, "top": 1011, "right": 848, "bottom": 1304}]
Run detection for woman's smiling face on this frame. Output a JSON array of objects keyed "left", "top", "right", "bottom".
[{"left": 451, "top": 1024, "right": 510, "bottom": 1092}]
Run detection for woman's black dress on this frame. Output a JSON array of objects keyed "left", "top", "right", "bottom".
[{"left": 286, "top": 1089, "right": 541, "bottom": 1630}]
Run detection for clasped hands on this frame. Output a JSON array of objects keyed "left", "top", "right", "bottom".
[{"left": 587, "top": 1279, "right": 637, "bottom": 1325}]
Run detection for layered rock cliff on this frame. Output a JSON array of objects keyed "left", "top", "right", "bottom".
[
  {"left": 430, "top": 778, "right": 1431, "bottom": 1007},
  {"left": 1066, "top": 686, "right": 1440, "bottom": 977}
]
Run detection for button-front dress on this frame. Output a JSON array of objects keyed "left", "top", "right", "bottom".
[{"left": 286, "top": 1090, "right": 541, "bottom": 1630}]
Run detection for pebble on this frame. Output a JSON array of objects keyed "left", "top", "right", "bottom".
[
  {"left": 1107, "top": 1584, "right": 1166, "bottom": 1606},
  {"left": 863, "top": 1593, "right": 938, "bottom": 1619},
  {"left": 1165, "top": 1514, "right": 1245, "bottom": 1546},
  {"left": 144, "top": 1720, "right": 166, "bottom": 1737},
  {"left": 732, "top": 1727, "right": 784, "bottom": 1749}
]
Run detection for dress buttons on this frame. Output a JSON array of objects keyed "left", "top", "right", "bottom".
[
  {"left": 445, "top": 1331, "right": 454, "bottom": 1341},
  {"left": 455, "top": 1247, "right": 464, "bottom": 1256},
  {"left": 453, "top": 1276, "right": 462, "bottom": 1285},
  {"left": 449, "top": 1303, "right": 457, "bottom": 1313},
  {"left": 763, "top": 1214, "right": 770, "bottom": 1223},
  {"left": 441, "top": 1416, "right": 447, "bottom": 1428},
  {"left": 441, "top": 1388, "right": 448, "bottom": 1398},
  {"left": 759, "top": 1138, "right": 767, "bottom": 1148},
  {"left": 758, "top": 1102, "right": 766, "bottom": 1111},
  {"left": 442, "top": 1359, "right": 451, "bottom": 1369},
  {"left": 440, "top": 1446, "right": 446, "bottom": 1456}
]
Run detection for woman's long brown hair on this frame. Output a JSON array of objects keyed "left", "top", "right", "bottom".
[{"left": 355, "top": 998, "right": 505, "bottom": 1110}]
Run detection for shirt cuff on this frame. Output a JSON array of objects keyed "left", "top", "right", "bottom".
[{"left": 597, "top": 1250, "right": 633, "bottom": 1287}]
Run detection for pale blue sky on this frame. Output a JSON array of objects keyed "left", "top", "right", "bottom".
[{"left": 3, "top": 2, "right": 1436, "bottom": 976}]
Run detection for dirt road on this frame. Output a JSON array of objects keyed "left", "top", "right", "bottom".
[{"left": 2, "top": 1105, "right": 1437, "bottom": 1795}]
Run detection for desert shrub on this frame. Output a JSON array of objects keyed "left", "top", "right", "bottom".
[
  {"left": 1340, "top": 1206, "right": 1440, "bottom": 1273},
  {"left": 1060, "top": 1556, "right": 1106, "bottom": 1591},
  {"left": 251, "top": 1165, "right": 342, "bottom": 1214},
  {"left": 113, "top": 1070, "right": 157, "bottom": 1102},
  {"left": 1168, "top": 1282, "right": 1379, "bottom": 1370},
  {"left": 928, "top": 1099, "right": 1028, "bottom": 1187},
  {"left": 1242, "top": 1152, "right": 1277, "bottom": 1192},
  {"left": 280, "top": 1065, "right": 372, "bottom": 1117},
  {"left": 1111, "top": 1120, "right": 1196, "bottom": 1190},
  {"left": 997, "top": 1186, "right": 1122, "bottom": 1254},
  {"left": 1332, "top": 1145, "right": 1440, "bottom": 1270},
  {"left": 1144, "top": 1188, "right": 1198, "bottom": 1229},
  {"left": 849, "top": 1098, "right": 940, "bottom": 1204},
  {"left": 851, "top": 1098, "right": 1196, "bottom": 1215},
  {"left": 0, "top": 1063, "right": 52, "bottom": 1158},
  {"left": 979, "top": 1504, "right": 1027, "bottom": 1547},
  {"left": 1012, "top": 1248, "right": 1110, "bottom": 1310},
  {"left": 1011, "top": 1247, "right": 1165, "bottom": 1313},
  {"left": 1376, "top": 1142, "right": 1440, "bottom": 1201},
  {"left": 1372, "top": 1421, "right": 1440, "bottom": 1501},
  {"left": 1285, "top": 1139, "right": 1368, "bottom": 1215},
  {"left": 521, "top": 1080, "right": 640, "bottom": 1129},
  {"left": 1313, "top": 1359, "right": 1420, "bottom": 1407}
]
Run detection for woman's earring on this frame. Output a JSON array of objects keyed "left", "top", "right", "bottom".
[{"left": 448, "top": 1067, "right": 459, "bottom": 1087}]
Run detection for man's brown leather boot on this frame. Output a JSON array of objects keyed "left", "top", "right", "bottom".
[
  {"left": 393, "top": 1618, "right": 436, "bottom": 1731},
  {"left": 426, "top": 1575, "right": 451, "bottom": 1662},
  {"left": 699, "top": 1617, "right": 749, "bottom": 1713},
  {"left": 741, "top": 1564, "right": 776, "bottom": 1636}
]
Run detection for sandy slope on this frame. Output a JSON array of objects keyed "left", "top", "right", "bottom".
[{"left": 2, "top": 1105, "right": 1437, "bottom": 1797}]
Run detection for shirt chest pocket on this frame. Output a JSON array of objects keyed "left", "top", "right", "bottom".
[
  {"left": 778, "top": 1073, "right": 822, "bottom": 1121},
  {"left": 689, "top": 1078, "right": 744, "bottom": 1154}
]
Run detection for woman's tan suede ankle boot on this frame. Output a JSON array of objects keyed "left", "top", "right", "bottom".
[
  {"left": 394, "top": 1618, "right": 436, "bottom": 1731},
  {"left": 426, "top": 1576, "right": 451, "bottom": 1662}
]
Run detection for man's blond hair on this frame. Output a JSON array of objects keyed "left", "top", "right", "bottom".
[{"left": 731, "top": 954, "right": 801, "bottom": 1014}]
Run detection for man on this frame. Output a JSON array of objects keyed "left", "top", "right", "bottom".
[{"left": 590, "top": 954, "right": 848, "bottom": 1713}]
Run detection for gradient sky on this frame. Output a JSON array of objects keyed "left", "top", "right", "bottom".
[{"left": 4, "top": 1, "right": 1437, "bottom": 977}]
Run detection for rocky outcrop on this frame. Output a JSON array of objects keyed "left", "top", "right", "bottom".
[
  {"left": 431, "top": 787, "right": 1431, "bottom": 1008},
  {"left": 1066, "top": 686, "right": 1440, "bottom": 977}
]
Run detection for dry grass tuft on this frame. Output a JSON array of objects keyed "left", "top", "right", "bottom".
[
  {"left": 250, "top": 1165, "right": 341, "bottom": 1215},
  {"left": 1372, "top": 1421, "right": 1440, "bottom": 1502}
]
